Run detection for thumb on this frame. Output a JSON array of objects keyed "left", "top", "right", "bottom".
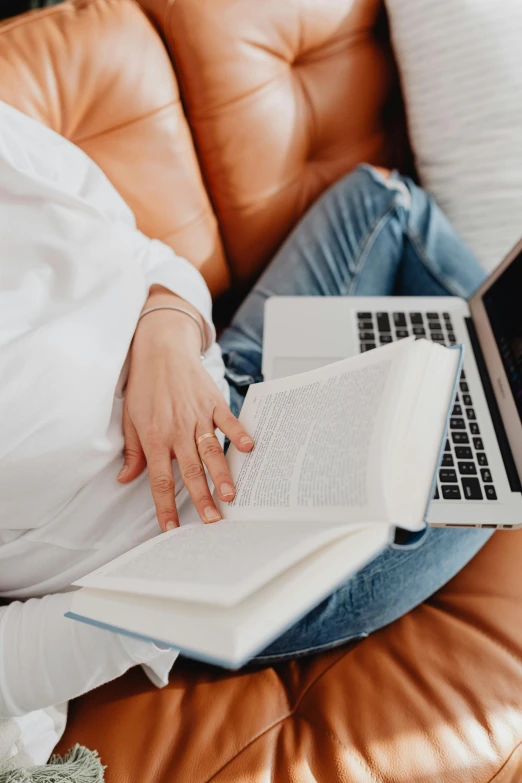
[{"left": 118, "top": 407, "right": 147, "bottom": 483}]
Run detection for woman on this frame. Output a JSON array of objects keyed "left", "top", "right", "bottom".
[{"left": 0, "top": 100, "right": 491, "bottom": 727}]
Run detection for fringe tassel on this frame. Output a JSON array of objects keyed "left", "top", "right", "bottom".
[{"left": 0, "top": 744, "right": 105, "bottom": 783}]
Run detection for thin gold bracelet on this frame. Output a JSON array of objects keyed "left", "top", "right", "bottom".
[{"left": 138, "top": 305, "right": 207, "bottom": 358}]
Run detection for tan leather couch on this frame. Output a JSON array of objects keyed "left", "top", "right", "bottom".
[{"left": 2, "top": 1, "right": 522, "bottom": 780}]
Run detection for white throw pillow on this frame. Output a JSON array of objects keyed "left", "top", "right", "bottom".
[{"left": 385, "top": 0, "right": 522, "bottom": 273}]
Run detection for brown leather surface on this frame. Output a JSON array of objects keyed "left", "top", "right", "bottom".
[
  {"left": 0, "top": 0, "right": 229, "bottom": 295},
  {"left": 141, "top": 0, "right": 411, "bottom": 287},
  {"left": 56, "top": 529, "right": 522, "bottom": 783},
  {"left": 5, "top": 0, "right": 522, "bottom": 780}
]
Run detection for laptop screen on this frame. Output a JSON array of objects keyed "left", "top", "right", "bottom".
[{"left": 482, "top": 247, "right": 522, "bottom": 424}]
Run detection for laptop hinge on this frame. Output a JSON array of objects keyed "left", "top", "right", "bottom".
[{"left": 465, "top": 317, "right": 521, "bottom": 493}]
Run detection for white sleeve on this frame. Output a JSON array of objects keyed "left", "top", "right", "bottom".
[
  {"left": 127, "top": 229, "right": 216, "bottom": 347},
  {"left": 0, "top": 594, "right": 178, "bottom": 719},
  {"left": 0, "top": 100, "right": 215, "bottom": 347}
]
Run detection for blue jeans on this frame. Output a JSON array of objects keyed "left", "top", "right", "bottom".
[{"left": 218, "top": 165, "right": 492, "bottom": 664}]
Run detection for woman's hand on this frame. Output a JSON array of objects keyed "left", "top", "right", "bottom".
[{"left": 117, "top": 287, "right": 254, "bottom": 531}]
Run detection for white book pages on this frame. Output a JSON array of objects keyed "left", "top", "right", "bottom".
[
  {"left": 220, "top": 340, "right": 414, "bottom": 526},
  {"left": 74, "top": 520, "right": 363, "bottom": 607}
]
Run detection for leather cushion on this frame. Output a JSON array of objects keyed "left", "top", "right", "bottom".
[
  {"left": 142, "top": 0, "right": 411, "bottom": 286},
  {"left": 56, "top": 528, "right": 522, "bottom": 782},
  {"left": 0, "top": 0, "right": 229, "bottom": 294}
]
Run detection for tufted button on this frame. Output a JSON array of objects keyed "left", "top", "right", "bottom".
[{"left": 143, "top": 0, "right": 410, "bottom": 286}]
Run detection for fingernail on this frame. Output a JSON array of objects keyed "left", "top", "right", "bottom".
[
  {"left": 240, "top": 436, "right": 253, "bottom": 446},
  {"left": 220, "top": 483, "right": 235, "bottom": 498},
  {"left": 117, "top": 465, "right": 128, "bottom": 481},
  {"left": 165, "top": 520, "right": 176, "bottom": 531},
  {"left": 204, "top": 507, "right": 221, "bottom": 523}
]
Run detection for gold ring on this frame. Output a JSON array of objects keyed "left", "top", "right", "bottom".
[{"left": 196, "top": 432, "right": 218, "bottom": 447}]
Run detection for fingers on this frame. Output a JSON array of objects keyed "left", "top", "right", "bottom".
[
  {"left": 213, "top": 405, "right": 254, "bottom": 453},
  {"left": 143, "top": 428, "right": 179, "bottom": 532},
  {"left": 196, "top": 430, "right": 236, "bottom": 504},
  {"left": 177, "top": 441, "right": 222, "bottom": 524},
  {"left": 118, "top": 407, "right": 147, "bottom": 483}
]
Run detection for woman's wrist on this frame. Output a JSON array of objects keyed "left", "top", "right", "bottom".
[{"left": 137, "top": 286, "right": 207, "bottom": 357}]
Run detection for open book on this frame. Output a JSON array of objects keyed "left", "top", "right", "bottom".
[{"left": 67, "top": 337, "right": 462, "bottom": 668}]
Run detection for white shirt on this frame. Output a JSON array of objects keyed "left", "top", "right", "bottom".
[{"left": 0, "top": 102, "right": 229, "bottom": 720}]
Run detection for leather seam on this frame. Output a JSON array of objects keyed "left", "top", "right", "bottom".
[
  {"left": 188, "top": 71, "right": 288, "bottom": 122},
  {"left": 72, "top": 100, "right": 177, "bottom": 145},
  {"left": 0, "top": 0, "right": 78, "bottom": 33},
  {"left": 205, "top": 649, "right": 351, "bottom": 782},
  {"left": 205, "top": 139, "right": 384, "bottom": 214},
  {"left": 158, "top": 208, "right": 212, "bottom": 242},
  {"left": 0, "top": 0, "right": 129, "bottom": 34},
  {"left": 489, "top": 739, "right": 522, "bottom": 782},
  {"left": 292, "top": 713, "right": 382, "bottom": 783},
  {"left": 426, "top": 600, "right": 522, "bottom": 674}
]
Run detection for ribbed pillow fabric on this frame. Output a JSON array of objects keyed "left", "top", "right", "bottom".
[{"left": 386, "top": 0, "right": 522, "bottom": 273}]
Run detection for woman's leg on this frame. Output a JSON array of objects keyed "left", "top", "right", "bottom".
[
  {"left": 218, "top": 164, "right": 492, "bottom": 664},
  {"left": 219, "top": 165, "right": 486, "bottom": 390}
]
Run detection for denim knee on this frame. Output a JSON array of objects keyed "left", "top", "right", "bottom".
[{"left": 323, "top": 164, "right": 410, "bottom": 228}]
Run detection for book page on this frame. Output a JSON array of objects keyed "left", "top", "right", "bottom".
[
  {"left": 74, "top": 519, "right": 370, "bottom": 607},
  {"left": 219, "top": 340, "right": 411, "bottom": 525},
  {"left": 388, "top": 342, "right": 461, "bottom": 528}
]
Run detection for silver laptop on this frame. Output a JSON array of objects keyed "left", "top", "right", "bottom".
[{"left": 263, "top": 239, "right": 522, "bottom": 529}]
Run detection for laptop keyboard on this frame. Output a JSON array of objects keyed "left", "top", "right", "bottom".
[{"left": 358, "top": 311, "right": 497, "bottom": 502}]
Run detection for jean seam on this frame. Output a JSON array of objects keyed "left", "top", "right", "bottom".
[
  {"left": 341, "top": 206, "right": 400, "bottom": 296},
  {"left": 255, "top": 632, "right": 368, "bottom": 663},
  {"left": 405, "top": 225, "right": 468, "bottom": 299}
]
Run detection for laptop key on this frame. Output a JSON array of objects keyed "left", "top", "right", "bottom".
[
  {"left": 431, "top": 333, "right": 445, "bottom": 341},
  {"left": 458, "top": 462, "right": 477, "bottom": 475},
  {"left": 358, "top": 321, "right": 373, "bottom": 330},
  {"left": 461, "top": 369, "right": 466, "bottom": 379},
  {"left": 469, "top": 422, "right": 480, "bottom": 435},
  {"left": 455, "top": 446, "right": 473, "bottom": 459},
  {"left": 442, "top": 454, "right": 454, "bottom": 467},
  {"left": 410, "top": 313, "right": 423, "bottom": 325},
  {"left": 462, "top": 477, "right": 483, "bottom": 500},
  {"left": 450, "top": 418, "right": 466, "bottom": 429},
  {"left": 473, "top": 437, "right": 484, "bottom": 450},
  {"left": 380, "top": 335, "right": 393, "bottom": 344},
  {"left": 443, "top": 312, "right": 451, "bottom": 320},
  {"left": 466, "top": 408, "right": 476, "bottom": 421},
  {"left": 442, "top": 485, "right": 462, "bottom": 500},
  {"left": 357, "top": 312, "right": 372, "bottom": 320},
  {"left": 360, "top": 343, "right": 376, "bottom": 352},
  {"left": 439, "top": 469, "right": 458, "bottom": 483},
  {"left": 359, "top": 332, "right": 375, "bottom": 341},
  {"left": 396, "top": 330, "right": 409, "bottom": 339},
  {"left": 452, "top": 404, "right": 462, "bottom": 416},
  {"left": 452, "top": 432, "right": 469, "bottom": 444},
  {"left": 448, "top": 334, "right": 457, "bottom": 344},
  {"left": 428, "top": 322, "right": 442, "bottom": 331},
  {"left": 393, "top": 312, "right": 407, "bottom": 327},
  {"left": 445, "top": 439, "right": 451, "bottom": 452},
  {"left": 433, "top": 485, "right": 440, "bottom": 500},
  {"left": 462, "top": 394, "right": 472, "bottom": 406},
  {"left": 427, "top": 313, "right": 439, "bottom": 320},
  {"left": 477, "top": 452, "right": 488, "bottom": 466},
  {"left": 484, "top": 485, "right": 497, "bottom": 500},
  {"left": 412, "top": 327, "right": 426, "bottom": 336},
  {"left": 460, "top": 381, "right": 469, "bottom": 392},
  {"left": 481, "top": 468, "right": 493, "bottom": 483},
  {"left": 377, "top": 313, "right": 391, "bottom": 332}
]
